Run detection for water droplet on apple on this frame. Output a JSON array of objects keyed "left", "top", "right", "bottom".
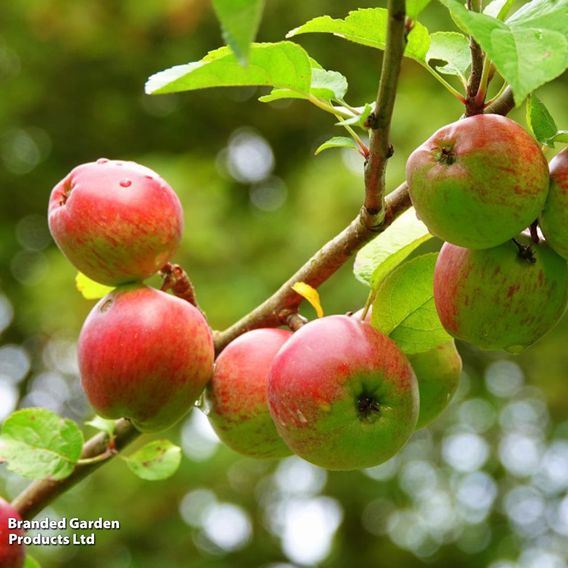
[
  {"left": 96, "top": 158, "right": 109, "bottom": 164},
  {"left": 100, "top": 299, "right": 113, "bottom": 313},
  {"left": 119, "top": 179, "right": 132, "bottom": 188}
]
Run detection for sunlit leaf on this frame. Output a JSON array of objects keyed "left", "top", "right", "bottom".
[
  {"left": 526, "top": 94, "right": 558, "bottom": 146},
  {"left": 427, "top": 32, "right": 471, "bottom": 81},
  {"left": 354, "top": 208, "right": 432, "bottom": 287},
  {"left": 85, "top": 416, "right": 117, "bottom": 438},
  {"left": 292, "top": 282, "right": 324, "bottom": 317},
  {"left": 315, "top": 136, "right": 358, "bottom": 155},
  {"left": 0, "top": 408, "right": 83, "bottom": 480},
  {"left": 259, "top": 64, "right": 347, "bottom": 103},
  {"left": 439, "top": 0, "right": 568, "bottom": 105},
  {"left": 212, "top": 0, "right": 265, "bottom": 64},
  {"left": 122, "top": 440, "right": 182, "bottom": 481},
  {"left": 76, "top": 272, "right": 114, "bottom": 300},
  {"left": 287, "top": 9, "right": 431, "bottom": 63},
  {"left": 372, "top": 253, "right": 451, "bottom": 354},
  {"left": 146, "top": 42, "right": 312, "bottom": 95}
]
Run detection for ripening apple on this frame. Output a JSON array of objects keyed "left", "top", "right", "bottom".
[
  {"left": 48, "top": 159, "right": 184, "bottom": 285},
  {"left": 353, "top": 309, "right": 461, "bottom": 429},
  {"left": 0, "top": 498, "right": 24, "bottom": 568},
  {"left": 540, "top": 147, "right": 568, "bottom": 259},
  {"left": 268, "top": 315, "right": 419, "bottom": 471},
  {"left": 79, "top": 284, "right": 214, "bottom": 432},
  {"left": 205, "top": 328, "right": 292, "bottom": 459},
  {"left": 434, "top": 236, "right": 568, "bottom": 353},
  {"left": 407, "top": 114, "right": 549, "bottom": 249},
  {"left": 408, "top": 342, "right": 462, "bottom": 429}
]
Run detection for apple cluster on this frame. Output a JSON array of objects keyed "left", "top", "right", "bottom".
[
  {"left": 206, "top": 316, "right": 462, "bottom": 471},
  {"left": 47, "top": 159, "right": 461, "bottom": 471},
  {"left": 407, "top": 114, "right": 568, "bottom": 353},
  {"left": 48, "top": 160, "right": 215, "bottom": 432},
  {"left": 45, "top": 126, "right": 568, "bottom": 473}
]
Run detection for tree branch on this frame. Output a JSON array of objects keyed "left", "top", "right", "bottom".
[
  {"left": 214, "top": 182, "right": 411, "bottom": 354},
  {"left": 10, "top": 13, "right": 518, "bottom": 522},
  {"left": 363, "top": 0, "right": 407, "bottom": 220},
  {"left": 465, "top": 0, "right": 484, "bottom": 116},
  {"left": 10, "top": 183, "right": 410, "bottom": 521},
  {"left": 12, "top": 419, "right": 140, "bottom": 520}
]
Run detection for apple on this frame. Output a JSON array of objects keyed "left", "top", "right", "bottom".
[
  {"left": 48, "top": 159, "right": 184, "bottom": 285},
  {"left": 408, "top": 341, "right": 462, "bottom": 429},
  {"left": 268, "top": 315, "right": 419, "bottom": 471},
  {"left": 79, "top": 284, "right": 214, "bottom": 432},
  {"left": 0, "top": 498, "right": 24, "bottom": 568},
  {"left": 434, "top": 236, "right": 568, "bottom": 353},
  {"left": 407, "top": 114, "right": 549, "bottom": 249},
  {"left": 353, "top": 309, "right": 461, "bottom": 429},
  {"left": 205, "top": 328, "right": 292, "bottom": 459},
  {"left": 540, "top": 147, "right": 568, "bottom": 259}
]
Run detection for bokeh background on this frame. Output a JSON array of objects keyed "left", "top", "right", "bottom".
[{"left": 1, "top": 1, "right": 567, "bottom": 567}]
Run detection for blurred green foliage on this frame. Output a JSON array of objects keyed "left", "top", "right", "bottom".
[{"left": 0, "top": 1, "right": 567, "bottom": 567}]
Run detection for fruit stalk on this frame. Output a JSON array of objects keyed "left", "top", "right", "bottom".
[
  {"left": 484, "top": 86, "right": 514, "bottom": 116},
  {"left": 159, "top": 262, "right": 201, "bottom": 310}
]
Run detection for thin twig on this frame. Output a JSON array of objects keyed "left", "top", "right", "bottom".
[{"left": 363, "top": 0, "right": 407, "bottom": 219}]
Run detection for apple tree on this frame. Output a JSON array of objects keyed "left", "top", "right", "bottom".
[{"left": 0, "top": 0, "right": 567, "bottom": 566}]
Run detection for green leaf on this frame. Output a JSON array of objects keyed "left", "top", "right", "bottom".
[
  {"left": 310, "top": 68, "right": 348, "bottom": 100},
  {"left": 287, "top": 9, "right": 431, "bottom": 63},
  {"left": 407, "top": 0, "right": 433, "bottom": 19},
  {"left": 427, "top": 32, "right": 471, "bottom": 81},
  {"left": 526, "top": 94, "right": 558, "bottom": 146},
  {"left": 85, "top": 416, "right": 116, "bottom": 438},
  {"left": 507, "top": 0, "right": 568, "bottom": 33},
  {"left": 0, "top": 409, "right": 84, "bottom": 480},
  {"left": 552, "top": 130, "right": 568, "bottom": 143},
  {"left": 24, "top": 556, "right": 41, "bottom": 568},
  {"left": 354, "top": 207, "right": 432, "bottom": 287},
  {"left": 439, "top": 0, "right": 568, "bottom": 105},
  {"left": 146, "top": 42, "right": 312, "bottom": 95},
  {"left": 259, "top": 61, "right": 348, "bottom": 103},
  {"left": 75, "top": 272, "right": 114, "bottom": 300},
  {"left": 315, "top": 136, "right": 358, "bottom": 155},
  {"left": 212, "top": 0, "right": 265, "bottom": 65},
  {"left": 258, "top": 88, "right": 305, "bottom": 103},
  {"left": 483, "top": 0, "right": 514, "bottom": 20},
  {"left": 122, "top": 440, "right": 182, "bottom": 481},
  {"left": 335, "top": 103, "right": 374, "bottom": 128},
  {"left": 370, "top": 234, "right": 434, "bottom": 291},
  {"left": 371, "top": 253, "right": 451, "bottom": 354}
]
